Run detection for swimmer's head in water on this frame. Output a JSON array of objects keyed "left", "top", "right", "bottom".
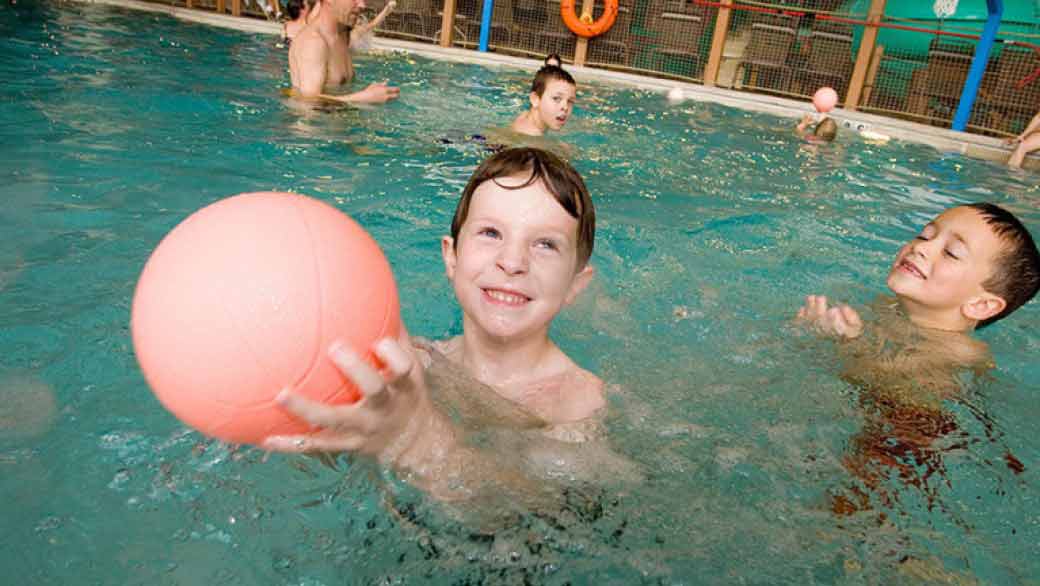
[
  {"left": 531, "top": 64, "right": 575, "bottom": 97},
  {"left": 964, "top": 203, "right": 1040, "bottom": 327},
  {"left": 529, "top": 65, "right": 576, "bottom": 132},
  {"left": 886, "top": 203, "right": 1040, "bottom": 329},
  {"left": 451, "top": 147, "right": 595, "bottom": 268},
  {"left": 813, "top": 118, "right": 838, "bottom": 142},
  {"left": 285, "top": 0, "right": 317, "bottom": 20}
]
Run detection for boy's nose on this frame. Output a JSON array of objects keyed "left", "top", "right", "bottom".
[
  {"left": 496, "top": 243, "right": 529, "bottom": 275},
  {"left": 909, "top": 238, "right": 936, "bottom": 258}
]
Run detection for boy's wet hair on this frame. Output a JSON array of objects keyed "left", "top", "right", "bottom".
[
  {"left": 967, "top": 203, "right": 1040, "bottom": 328},
  {"left": 531, "top": 60, "right": 576, "bottom": 96},
  {"left": 814, "top": 118, "right": 838, "bottom": 142},
  {"left": 451, "top": 147, "right": 595, "bottom": 267}
]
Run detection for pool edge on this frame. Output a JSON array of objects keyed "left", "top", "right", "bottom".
[{"left": 74, "top": 0, "right": 1037, "bottom": 171}]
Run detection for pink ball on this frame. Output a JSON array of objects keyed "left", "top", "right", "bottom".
[
  {"left": 131, "top": 192, "right": 401, "bottom": 445},
  {"left": 813, "top": 87, "right": 839, "bottom": 113}
]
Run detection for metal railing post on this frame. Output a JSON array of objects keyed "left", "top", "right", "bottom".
[
  {"left": 845, "top": 0, "right": 886, "bottom": 110},
  {"left": 952, "top": 0, "right": 1003, "bottom": 130},
  {"left": 703, "top": 0, "right": 733, "bottom": 87},
  {"left": 440, "top": 0, "right": 456, "bottom": 47},
  {"left": 478, "top": 0, "right": 494, "bottom": 51},
  {"left": 573, "top": 0, "right": 595, "bottom": 66}
]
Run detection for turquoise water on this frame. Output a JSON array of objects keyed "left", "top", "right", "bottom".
[{"left": 3, "top": 2, "right": 1040, "bottom": 584}]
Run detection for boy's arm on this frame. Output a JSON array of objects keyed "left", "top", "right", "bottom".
[
  {"left": 795, "top": 294, "right": 863, "bottom": 339},
  {"left": 264, "top": 331, "right": 449, "bottom": 465},
  {"left": 1007, "top": 110, "right": 1040, "bottom": 144},
  {"left": 1022, "top": 110, "right": 1040, "bottom": 138},
  {"left": 263, "top": 332, "right": 551, "bottom": 501},
  {"left": 795, "top": 113, "right": 814, "bottom": 137}
]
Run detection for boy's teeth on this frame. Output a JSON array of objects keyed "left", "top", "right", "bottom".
[{"left": 487, "top": 289, "right": 526, "bottom": 304}]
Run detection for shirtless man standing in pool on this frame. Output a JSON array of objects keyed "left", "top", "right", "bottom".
[{"left": 288, "top": 0, "right": 399, "bottom": 104}]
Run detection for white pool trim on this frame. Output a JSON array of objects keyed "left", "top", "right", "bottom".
[{"left": 77, "top": 0, "right": 1035, "bottom": 170}]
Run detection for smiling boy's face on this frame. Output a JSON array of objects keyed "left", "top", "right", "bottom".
[
  {"left": 887, "top": 206, "right": 1006, "bottom": 319},
  {"left": 441, "top": 174, "right": 592, "bottom": 343}
]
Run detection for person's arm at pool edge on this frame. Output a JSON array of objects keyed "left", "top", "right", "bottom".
[
  {"left": 351, "top": 0, "right": 395, "bottom": 41},
  {"left": 1004, "top": 110, "right": 1040, "bottom": 145}
]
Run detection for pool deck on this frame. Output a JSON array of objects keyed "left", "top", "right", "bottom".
[{"left": 81, "top": 0, "right": 1038, "bottom": 171}]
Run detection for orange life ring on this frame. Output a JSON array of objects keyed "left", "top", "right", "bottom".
[{"left": 560, "top": 0, "right": 618, "bottom": 38}]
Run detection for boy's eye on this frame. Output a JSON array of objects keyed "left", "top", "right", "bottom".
[
  {"left": 478, "top": 227, "right": 500, "bottom": 238},
  {"left": 944, "top": 249, "right": 960, "bottom": 260},
  {"left": 914, "top": 235, "right": 929, "bottom": 241},
  {"left": 535, "top": 239, "right": 559, "bottom": 251}
]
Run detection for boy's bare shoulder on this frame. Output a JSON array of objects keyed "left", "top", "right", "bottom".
[
  {"left": 933, "top": 331, "right": 994, "bottom": 372},
  {"left": 539, "top": 364, "right": 605, "bottom": 423}
]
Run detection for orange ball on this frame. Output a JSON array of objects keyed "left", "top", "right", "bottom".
[
  {"left": 131, "top": 192, "right": 401, "bottom": 445},
  {"left": 812, "top": 87, "right": 839, "bottom": 113}
]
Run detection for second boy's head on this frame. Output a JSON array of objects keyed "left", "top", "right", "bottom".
[
  {"left": 887, "top": 203, "right": 1040, "bottom": 331},
  {"left": 443, "top": 148, "right": 595, "bottom": 340},
  {"left": 813, "top": 118, "right": 837, "bottom": 142},
  {"left": 529, "top": 64, "right": 576, "bottom": 132}
]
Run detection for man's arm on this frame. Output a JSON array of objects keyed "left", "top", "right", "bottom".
[
  {"left": 290, "top": 33, "right": 400, "bottom": 108},
  {"left": 351, "top": 0, "right": 395, "bottom": 40},
  {"left": 293, "top": 34, "right": 331, "bottom": 99}
]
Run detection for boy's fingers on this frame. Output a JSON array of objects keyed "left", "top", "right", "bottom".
[
  {"left": 825, "top": 307, "right": 844, "bottom": 329},
  {"left": 374, "top": 338, "right": 414, "bottom": 382},
  {"left": 275, "top": 388, "right": 360, "bottom": 429},
  {"left": 841, "top": 305, "right": 861, "bottom": 325},
  {"left": 810, "top": 295, "right": 828, "bottom": 317},
  {"left": 328, "top": 343, "right": 386, "bottom": 397},
  {"left": 264, "top": 433, "right": 363, "bottom": 453}
]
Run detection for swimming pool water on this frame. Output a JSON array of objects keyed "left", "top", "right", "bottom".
[{"left": 3, "top": 2, "right": 1039, "bottom": 584}]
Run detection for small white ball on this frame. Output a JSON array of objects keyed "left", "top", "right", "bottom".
[{"left": 666, "top": 86, "right": 685, "bottom": 104}]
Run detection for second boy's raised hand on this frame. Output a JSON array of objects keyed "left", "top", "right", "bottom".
[
  {"left": 264, "top": 334, "right": 433, "bottom": 462},
  {"left": 796, "top": 294, "right": 864, "bottom": 339}
]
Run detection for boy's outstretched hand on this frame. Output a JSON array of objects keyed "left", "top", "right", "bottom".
[
  {"left": 264, "top": 333, "right": 441, "bottom": 466},
  {"left": 796, "top": 295, "right": 863, "bottom": 339}
]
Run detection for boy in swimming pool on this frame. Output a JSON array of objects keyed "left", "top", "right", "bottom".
[
  {"left": 798, "top": 203, "right": 1039, "bottom": 518},
  {"left": 510, "top": 57, "right": 577, "bottom": 137},
  {"left": 265, "top": 147, "right": 614, "bottom": 500},
  {"left": 796, "top": 203, "right": 1039, "bottom": 397},
  {"left": 796, "top": 113, "right": 837, "bottom": 143}
]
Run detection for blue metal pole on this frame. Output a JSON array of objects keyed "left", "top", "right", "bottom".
[
  {"left": 478, "top": 0, "right": 494, "bottom": 52},
  {"left": 952, "top": 0, "right": 1002, "bottom": 131}
]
